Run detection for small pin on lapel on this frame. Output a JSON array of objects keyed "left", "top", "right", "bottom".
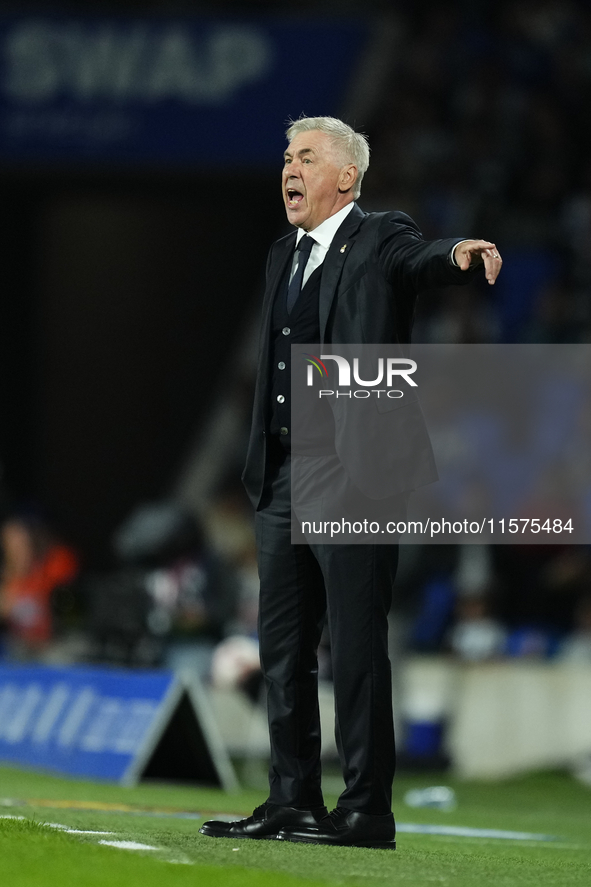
[{"left": 340, "top": 244, "right": 348, "bottom": 253}]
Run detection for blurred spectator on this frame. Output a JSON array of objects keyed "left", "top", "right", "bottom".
[
  {"left": 211, "top": 634, "right": 262, "bottom": 703},
  {"left": 362, "top": 0, "right": 591, "bottom": 346},
  {"left": 204, "top": 485, "right": 260, "bottom": 638},
  {"left": 559, "top": 594, "right": 591, "bottom": 662},
  {"left": 204, "top": 486, "right": 264, "bottom": 698},
  {"left": 450, "top": 595, "right": 508, "bottom": 661},
  {"left": 491, "top": 544, "right": 591, "bottom": 641},
  {"left": 87, "top": 501, "right": 237, "bottom": 674},
  {"left": 400, "top": 546, "right": 459, "bottom": 653},
  {"left": 0, "top": 514, "right": 79, "bottom": 661},
  {"left": 449, "top": 544, "right": 507, "bottom": 660}
]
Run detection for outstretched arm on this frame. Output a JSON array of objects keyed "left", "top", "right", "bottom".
[{"left": 377, "top": 214, "right": 503, "bottom": 291}]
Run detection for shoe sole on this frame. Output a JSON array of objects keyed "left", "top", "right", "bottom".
[
  {"left": 198, "top": 826, "right": 277, "bottom": 840},
  {"left": 279, "top": 835, "right": 396, "bottom": 850}
]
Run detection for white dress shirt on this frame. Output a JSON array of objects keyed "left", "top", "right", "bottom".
[{"left": 289, "top": 202, "right": 356, "bottom": 287}]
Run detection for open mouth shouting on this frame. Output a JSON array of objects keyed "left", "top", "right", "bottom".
[{"left": 286, "top": 188, "right": 304, "bottom": 208}]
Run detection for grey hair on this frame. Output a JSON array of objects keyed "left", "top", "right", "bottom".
[{"left": 286, "top": 116, "right": 370, "bottom": 199}]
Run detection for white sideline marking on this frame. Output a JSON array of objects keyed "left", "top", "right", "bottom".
[
  {"left": 397, "top": 823, "right": 556, "bottom": 841},
  {"left": 99, "top": 840, "right": 159, "bottom": 851},
  {"left": 0, "top": 814, "right": 189, "bottom": 862},
  {"left": 1, "top": 809, "right": 557, "bottom": 843},
  {"left": 28, "top": 821, "right": 114, "bottom": 836},
  {"left": 166, "top": 855, "right": 194, "bottom": 865},
  {"left": 65, "top": 829, "right": 115, "bottom": 835}
]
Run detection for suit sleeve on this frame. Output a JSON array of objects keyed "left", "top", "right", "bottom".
[{"left": 376, "top": 212, "right": 479, "bottom": 292}]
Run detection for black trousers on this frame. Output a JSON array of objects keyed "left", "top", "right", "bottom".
[{"left": 255, "top": 449, "right": 398, "bottom": 816}]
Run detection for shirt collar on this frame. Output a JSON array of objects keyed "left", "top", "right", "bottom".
[{"left": 295, "top": 202, "right": 356, "bottom": 250}]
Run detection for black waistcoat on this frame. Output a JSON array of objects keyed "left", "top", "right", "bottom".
[{"left": 268, "top": 259, "right": 335, "bottom": 454}]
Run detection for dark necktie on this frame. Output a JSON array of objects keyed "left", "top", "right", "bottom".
[{"left": 286, "top": 234, "right": 315, "bottom": 313}]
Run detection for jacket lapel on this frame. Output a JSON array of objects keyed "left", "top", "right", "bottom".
[
  {"left": 319, "top": 203, "right": 366, "bottom": 343},
  {"left": 259, "top": 202, "right": 366, "bottom": 355}
]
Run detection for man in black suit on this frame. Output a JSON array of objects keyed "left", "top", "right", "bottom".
[{"left": 200, "top": 117, "right": 502, "bottom": 849}]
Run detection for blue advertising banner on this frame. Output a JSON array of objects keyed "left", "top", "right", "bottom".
[
  {"left": 0, "top": 15, "right": 369, "bottom": 165},
  {"left": 0, "top": 664, "right": 236, "bottom": 787}
]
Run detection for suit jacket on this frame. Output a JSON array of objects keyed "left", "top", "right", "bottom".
[{"left": 242, "top": 203, "right": 476, "bottom": 509}]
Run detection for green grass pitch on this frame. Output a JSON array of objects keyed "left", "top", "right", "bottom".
[{"left": 1, "top": 765, "right": 590, "bottom": 887}]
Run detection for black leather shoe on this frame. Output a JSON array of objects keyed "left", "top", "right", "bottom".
[
  {"left": 277, "top": 807, "right": 396, "bottom": 849},
  {"left": 199, "top": 802, "right": 328, "bottom": 840}
]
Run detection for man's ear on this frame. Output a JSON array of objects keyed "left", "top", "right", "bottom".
[{"left": 339, "top": 164, "right": 358, "bottom": 193}]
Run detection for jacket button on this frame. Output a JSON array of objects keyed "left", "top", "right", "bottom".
[
  {"left": 278, "top": 361, "right": 286, "bottom": 370},
  {"left": 277, "top": 395, "right": 285, "bottom": 403},
  {"left": 280, "top": 427, "right": 288, "bottom": 435},
  {"left": 282, "top": 327, "right": 290, "bottom": 336}
]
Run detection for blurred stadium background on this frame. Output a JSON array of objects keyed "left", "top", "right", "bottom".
[{"left": 1, "top": 0, "right": 591, "bottom": 791}]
